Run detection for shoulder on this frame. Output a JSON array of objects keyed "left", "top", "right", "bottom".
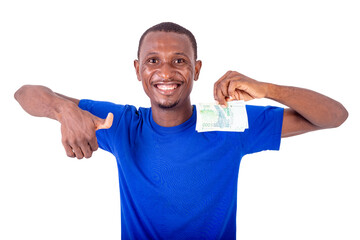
[
  {"left": 246, "top": 105, "right": 284, "bottom": 122},
  {"left": 79, "top": 99, "right": 150, "bottom": 122},
  {"left": 243, "top": 104, "right": 284, "bottom": 139},
  {"left": 246, "top": 104, "right": 283, "bottom": 114}
]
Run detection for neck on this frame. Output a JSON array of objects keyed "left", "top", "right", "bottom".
[{"left": 151, "top": 102, "right": 193, "bottom": 127}]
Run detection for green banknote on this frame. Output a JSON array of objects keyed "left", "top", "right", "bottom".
[{"left": 196, "top": 100, "right": 248, "bottom": 132}]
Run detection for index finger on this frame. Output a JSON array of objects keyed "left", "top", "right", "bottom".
[{"left": 214, "top": 71, "right": 233, "bottom": 106}]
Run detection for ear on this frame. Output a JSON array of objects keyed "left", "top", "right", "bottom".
[
  {"left": 134, "top": 60, "right": 141, "bottom": 81},
  {"left": 194, "top": 60, "right": 202, "bottom": 81}
]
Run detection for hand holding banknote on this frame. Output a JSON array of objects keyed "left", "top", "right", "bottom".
[
  {"left": 213, "top": 71, "right": 269, "bottom": 107},
  {"left": 196, "top": 71, "right": 269, "bottom": 132}
]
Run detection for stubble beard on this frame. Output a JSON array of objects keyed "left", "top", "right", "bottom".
[{"left": 158, "top": 100, "right": 180, "bottom": 109}]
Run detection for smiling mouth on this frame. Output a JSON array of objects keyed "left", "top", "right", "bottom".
[
  {"left": 155, "top": 83, "right": 180, "bottom": 90},
  {"left": 153, "top": 82, "right": 182, "bottom": 94}
]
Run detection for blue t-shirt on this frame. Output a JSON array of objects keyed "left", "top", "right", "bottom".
[{"left": 79, "top": 100, "right": 283, "bottom": 240}]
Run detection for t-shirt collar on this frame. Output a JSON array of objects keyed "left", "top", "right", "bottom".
[{"left": 149, "top": 105, "right": 197, "bottom": 134}]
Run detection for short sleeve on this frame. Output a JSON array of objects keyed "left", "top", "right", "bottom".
[
  {"left": 241, "top": 105, "right": 284, "bottom": 155},
  {"left": 78, "top": 99, "right": 126, "bottom": 153}
]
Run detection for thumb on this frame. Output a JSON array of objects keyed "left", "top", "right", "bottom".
[{"left": 95, "top": 112, "right": 114, "bottom": 130}]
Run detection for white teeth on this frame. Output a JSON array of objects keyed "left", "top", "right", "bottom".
[{"left": 156, "top": 84, "right": 178, "bottom": 90}]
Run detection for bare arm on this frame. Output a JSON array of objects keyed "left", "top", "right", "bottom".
[
  {"left": 14, "top": 85, "right": 113, "bottom": 159},
  {"left": 14, "top": 85, "right": 79, "bottom": 120},
  {"left": 266, "top": 84, "right": 348, "bottom": 137},
  {"left": 214, "top": 71, "right": 348, "bottom": 137}
]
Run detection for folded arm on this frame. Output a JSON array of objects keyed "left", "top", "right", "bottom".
[{"left": 214, "top": 71, "right": 348, "bottom": 137}]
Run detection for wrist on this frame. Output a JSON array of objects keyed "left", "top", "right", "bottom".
[
  {"left": 265, "top": 83, "right": 283, "bottom": 100},
  {"left": 54, "top": 99, "right": 78, "bottom": 123}
]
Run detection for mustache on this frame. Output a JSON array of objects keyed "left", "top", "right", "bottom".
[{"left": 151, "top": 79, "right": 184, "bottom": 85}]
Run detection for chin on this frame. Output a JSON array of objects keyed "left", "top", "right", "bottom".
[{"left": 157, "top": 100, "right": 180, "bottom": 109}]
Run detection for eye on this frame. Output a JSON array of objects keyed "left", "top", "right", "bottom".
[
  {"left": 147, "top": 58, "right": 159, "bottom": 64},
  {"left": 174, "top": 58, "right": 185, "bottom": 64}
]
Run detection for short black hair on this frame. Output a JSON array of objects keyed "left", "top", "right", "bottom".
[{"left": 137, "top": 22, "right": 198, "bottom": 60}]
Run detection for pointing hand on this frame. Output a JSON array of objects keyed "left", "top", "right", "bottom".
[
  {"left": 59, "top": 106, "right": 114, "bottom": 159},
  {"left": 95, "top": 112, "right": 114, "bottom": 130}
]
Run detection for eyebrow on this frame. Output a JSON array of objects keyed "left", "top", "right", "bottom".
[
  {"left": 144, "top": 52, "right": 190, "bottom": 58},
  {"left": 174, "top": 52, "right": 189, "bottom": 58},
  {"left": 146, "top": 52, "right": 158, "bottom": 56}
]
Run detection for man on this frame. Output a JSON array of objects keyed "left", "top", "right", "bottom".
[{"left": 15, "top": 22, "right": 348, "bottom": 239}]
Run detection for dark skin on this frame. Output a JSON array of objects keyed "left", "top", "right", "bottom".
[
  {"left": 134, "top": 32, "right": 202, "bottom": 127},
  {"left": 14, "top": 31, "right": 348, "bottom": 159},
  {"left": 213, "top": 70, "right": 349, "bottom": 137}
]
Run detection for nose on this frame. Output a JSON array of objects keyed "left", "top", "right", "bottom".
[{"left": 158, "top": 62, "right": 175, "bottom": 80}]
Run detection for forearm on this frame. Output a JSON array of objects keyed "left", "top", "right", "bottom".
[
  {"left": 266, "top": 83, "right": 348, "bottom": 128},
  {"left": 14, "top": 85, "right": 78, "bottom": 121}
]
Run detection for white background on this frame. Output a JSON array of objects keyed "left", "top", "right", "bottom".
[{"left": 1, "top": 0, "right": 359, "bottom": 239}]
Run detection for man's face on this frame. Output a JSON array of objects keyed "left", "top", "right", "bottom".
[{"left": 134, "top": 31, "right": 202, "bottom": 110}]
